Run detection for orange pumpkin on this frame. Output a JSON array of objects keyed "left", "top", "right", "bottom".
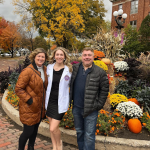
[
  {"left": 128, "top": 118, "right": 142, "bottom": 133},
  {"left": 128, "top": 98, "right": 140, "bottom": 106},
  {"left": 101, "top": 58, "right": 111, "bottom": 65}
]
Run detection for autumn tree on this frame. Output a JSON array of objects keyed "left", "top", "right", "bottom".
[
  {"left": 18, "top": 14, "right": 37, "bottom": 51},
  {"left": 0, "top": 22, "right": 21, "bottom": 57},
  {"left": 0, "top": 17, "right": 8, "bottom": 35},
  {"left": 13, "top": 0, "right": 107, "bottom": 48},
  {"left": 81, "top": 0, "right": 107, "bottom": 38},
  {"left": 101, "top": 20, "right": 111, "bottom": 32},
  {"left": 33, "top": 36, "right": 48, "bottom": 50},
  {"left": 18, "top": 25, "right": 32, "bottom": 51}
]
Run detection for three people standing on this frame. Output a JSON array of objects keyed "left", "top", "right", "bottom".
[{"left": 15, "top": 46, "right": 109, "bottom": 150}]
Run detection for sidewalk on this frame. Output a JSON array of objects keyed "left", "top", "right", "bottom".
[
  {"left": 0, "top": 96, "right": 78, "bottom": 150},
  {"left": 0, "top": 56, "right": 25, "bottom": 72}
]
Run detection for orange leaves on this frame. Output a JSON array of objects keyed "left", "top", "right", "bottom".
[
  {"left": 0, "top": 18, "right": 8, "bottom": 35},
  {"left": 0, "top": 21, "right": 21, "bottom": 51}
]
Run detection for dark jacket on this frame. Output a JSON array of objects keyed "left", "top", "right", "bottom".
[
  {"left": 15, "top": 62, "right": 48, "bottom": 126},
  {"left": 70, "top": 62, "right": 109, "bottom": 117}
]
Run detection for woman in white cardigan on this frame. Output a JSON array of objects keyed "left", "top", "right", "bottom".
[{"left": 45, "top": 47, "right": 72, "bottom": 150}]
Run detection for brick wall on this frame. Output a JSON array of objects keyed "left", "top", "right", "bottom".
[{"left": 111, "top": 0, "right": 150, "bottom": 30}]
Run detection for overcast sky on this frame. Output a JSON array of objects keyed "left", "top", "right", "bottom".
[
  {"left": 0, "top": 0, "right": 112, "bottom": 37},
  {"left": 0, "top": 0, "right": 112, "bottom": 22}
]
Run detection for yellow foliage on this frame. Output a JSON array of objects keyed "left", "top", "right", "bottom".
[{"left": 13, "top": 0, "right": 87, "bottom": 46}]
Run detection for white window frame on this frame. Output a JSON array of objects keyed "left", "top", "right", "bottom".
[
  {"left": 130, "top": 20, "right": 137, "bottom": 28},
  {"left": 130, "top": 0, "right": 139, "bottom": 14},
  {"left": 118, "top": 4, "right": 122, "bottom": 10}
]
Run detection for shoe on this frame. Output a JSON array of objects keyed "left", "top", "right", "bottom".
[{"left": 27, "top": 145, "right": 34, "bottom": 150}]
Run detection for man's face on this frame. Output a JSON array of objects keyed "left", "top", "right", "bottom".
[{"left": 82, "top": 50, "right": 94, "bottom": 67}]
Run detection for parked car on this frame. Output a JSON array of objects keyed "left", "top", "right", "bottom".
[{"left": 4, "top": 53, "right": 11, "bottom": 56}]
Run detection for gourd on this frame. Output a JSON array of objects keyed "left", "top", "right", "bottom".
[
  {"left": 128, "top": 118, "right": 142, "bottom": 133},
  {"left": 128, "top": 98, "right": 140, "bottom": 106},
  {"left": 101, "top": 58, "right": 111, "bottom": 65}
]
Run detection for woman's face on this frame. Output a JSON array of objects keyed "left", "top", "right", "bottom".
[
  {"left": 35, "top": 53, "right": 46, "bottom": 67},
  {"left": 54, "top": 50, "right": 65, "bottom": 64}
]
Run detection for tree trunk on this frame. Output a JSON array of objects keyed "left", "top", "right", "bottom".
[
  {"left": 11, "top": 43, "right": 13, "bottom": 58},
  {"left": 62, "top": 37, "right": 68, "bottom": 48}
]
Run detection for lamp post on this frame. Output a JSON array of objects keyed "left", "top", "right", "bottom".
[{"left": 113, "top": 9, "right": 127, "bottom": 32}]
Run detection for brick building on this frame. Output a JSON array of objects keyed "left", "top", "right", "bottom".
[{"left": 110, "top": 0, "right": 150, "bottom": 30}]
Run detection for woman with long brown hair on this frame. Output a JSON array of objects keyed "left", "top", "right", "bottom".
[{"left": 45, "top": 47, "right": 72, "bottom": 150}]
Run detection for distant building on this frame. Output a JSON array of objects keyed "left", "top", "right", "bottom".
[{"left": 110, "top": 0, "right": 150, "bottom": 30}]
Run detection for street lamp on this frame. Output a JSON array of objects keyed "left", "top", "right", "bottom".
[{"left": 113, "top": 9, "right": 127, "bottom": 32}]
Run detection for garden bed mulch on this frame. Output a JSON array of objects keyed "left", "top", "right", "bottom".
[{"left": 108, "top": 127, "right": 150, "bottom": 141}]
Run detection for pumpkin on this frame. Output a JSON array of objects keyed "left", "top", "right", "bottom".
[
  {"left": 128, "top": 98, "right": 140, "bottom": 106},
  {"left": 101, "top": 58, "right": 111, "bottom": 65},
  {"left": 128, "top": 118, "right": 142, "bottom": 133},
  {"left": 78, "top": 57, "right": 82, "bottom": 61}
]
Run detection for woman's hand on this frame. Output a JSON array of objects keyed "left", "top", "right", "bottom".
[{"left": 26, "top": 98, "right": 33, "bottom": 105}]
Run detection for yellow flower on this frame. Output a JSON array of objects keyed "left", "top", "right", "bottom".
[
  {"left": 110, "top": 94, "right": 128, "bottom": 107},
  {"left": 94, "top": 60, "right": 108, "bottom": 72}
]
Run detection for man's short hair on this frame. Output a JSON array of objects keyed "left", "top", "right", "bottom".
[{"left": 81, "top": 47, "right": 94, "bottom": 53}]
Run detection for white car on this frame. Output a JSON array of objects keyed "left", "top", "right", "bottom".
[
  {"left": 16, "top": 53, "right": 20, "bottom": 56},
  {"left": 4, "top": 53, "right": 11, "bottom": 56}
]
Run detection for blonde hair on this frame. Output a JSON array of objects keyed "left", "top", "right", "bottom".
[
  {"left": 49, "top": 47, "right": 72, "bottom": 72},
  {"left": 29, "top": 48, "right": 49, "bottom": 63}
]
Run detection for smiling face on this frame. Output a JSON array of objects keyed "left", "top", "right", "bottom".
[
  {"left": 82, "top": 50, "right": 94, "bottom": 68},
  {"left": 34, "top": 53, "right": 46, "bottom": 67},
  {"left": 54, "top": 50, "right": 65, "bottom": 64}
]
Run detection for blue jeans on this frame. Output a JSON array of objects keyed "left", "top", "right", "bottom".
[{"left": 72, "top": 106, "right": 98, "bottom": 150}]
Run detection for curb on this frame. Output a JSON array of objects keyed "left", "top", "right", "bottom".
[{"left": 2, "top": 90, "right": 150, "bottom": 150}]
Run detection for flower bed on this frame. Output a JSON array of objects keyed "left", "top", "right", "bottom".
[{"left": 3, "top": 54, "right": 150, "bottom": 137}]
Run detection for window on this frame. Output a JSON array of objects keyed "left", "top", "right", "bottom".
[
  {"left": 130, "top": 20, "right": 137, "bottom": 28},
  {"left": 118, "top": 4, "right": 122, "bottom": 10},
  {"left": 131, "top": 0, "right": 139, "bottom": 14}
]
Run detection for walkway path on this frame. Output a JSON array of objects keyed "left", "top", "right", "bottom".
[
  {"left": 0, "top": 57, "right": 78, "bottom": 150},
  {"left": 0, "top": 56, "right": 25, "bottom": 72},
  {"left": 0, "top": 95, "right": 78, "bottom": 150}
]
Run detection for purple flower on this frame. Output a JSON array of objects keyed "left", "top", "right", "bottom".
[
  {"left": 114, "top": 32, "right": 118, "bottom": 37},
  {"left": 114, "top": 32, "right": 124, "bottom": 44},
  {"left": 71, "top": 61, "right": 79, "bottom": 65}
]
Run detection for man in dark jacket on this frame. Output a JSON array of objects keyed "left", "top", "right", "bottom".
[{"left": 70, "top": 47, "right": 109, "bottom": 150}]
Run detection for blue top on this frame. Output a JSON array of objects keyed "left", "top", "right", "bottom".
[{"left": 73, "top": 63, "right": 92, "bottom": 108}]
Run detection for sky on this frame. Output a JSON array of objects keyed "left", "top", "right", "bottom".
[{"left": 0, "top": 0, "right": 112, "bottom": 37}]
